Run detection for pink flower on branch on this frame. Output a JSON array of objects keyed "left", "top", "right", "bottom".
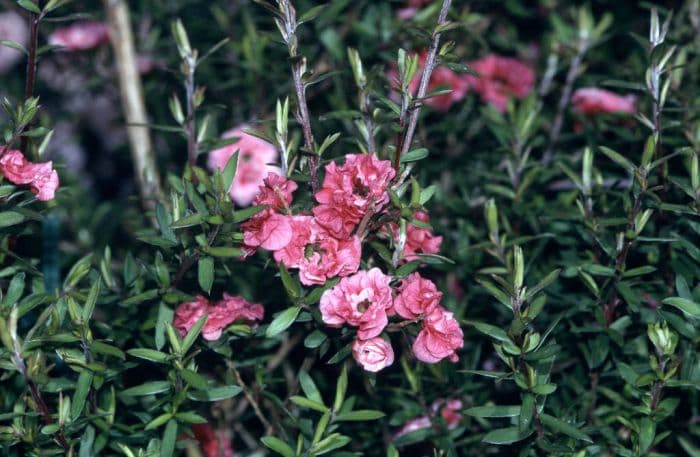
[
  {"left": 49, "top": 21, "right": 110, "bottom": 51},
  {"left": 352, "top": 337, "right": 395, "bottom": 372},
  {"left": 207, "top": 126, "right": 282, "bottom": 207},
  {"left": 313, "top": 154, "right": 395, "bottom": 239},
  {"left": 386, "top": 210, "right": 442, "bottom": 262},
  {"left": 273, "top": 216, "right": 361, "bottom": 286},
  {"left": 0, "top": 149, "right": 59, "bottom": 201},
  {"left": 173, "top": 294, "right": 264, "bottom": 341},
  {"left": 191, "top": 423, "right": 234, "bottom": 457},
  {"left": 393, "top": 273, "right": 442, "bottom": 320},
  {"left": 394, "top": 398, "right": 463, "bottom": 439},
  {"left": 412, "top": 307, "right": 463, "bottom": 363},
  {"left": 571, "top": 87, "right": 637, "bottom": 116},
  {"left": 465, "top": 54, "right": 535, "bottom": 112},
  {"left": 241, "top": 209, "right": 293, "bottom": 251},
  {"left": 320, "top": 268, "right": 393, "bottom": 340}
]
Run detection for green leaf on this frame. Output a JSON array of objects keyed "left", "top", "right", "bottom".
[
  {"left": 145, "top": 413, "right": 173, "bottom": 431},
  {"left": 71, "top": 371, "right": 93, "bottom": 420},
  {"left": 78, "top": 425, "right": 95, "bottom": 457},
  {"left": 91, "top": 341, "right": 125, "bottom": 359},
  {"left": 232, "top": 205, "right": 266, "bottom": 223},
  {"left": 0, "top": 211, "right": 26, "bottom": 228},
  {"left": 121, "top": 381, "right": 171, "bottom": 396},
  {"left": 465, "top": 405, "right": 521, "bottom": 418},
  {"left": 197, "top": 257, "right": 214, "bottom": 295},
  {"left": 662, "top": 297, "right": 700, "bottom": 318},
  {"left": 335, "top": 410, "right": 385, "bottom": 421},
  {"left": 299, "top": 370, "right": 324, "bottom": 404},
  {"left": 540, "top": 413, "right": 592, "bottom": 443},
  {"left": 265, "top": 306, "right": 301, "bottom": 338},
  {"left": 2, "top": 273, "right": 25, "bottom": 308},
  {"left": 63, "top": 254, "right": 93, "bottom": 289},
  {"left": 519, "top": 395, "right": 534, "bottom": 432},
  {"left": 261, "top": 436, "right": 295, "bottom": 457},
  {"left": 182, "top": 314, "right": 207, "bottom": 353},
  {"left": 599, "top": 146, "right": 635, "bottom": 172},
  {"left": 333, "top": 365, "right": 347, "bottom": 412},
  {"left": 17, "top": 0, "right": 41, "bottom": 14},
  {"left": 0, "top": 39, "right": 28, "bottom": 55},
  {"left": 482, "top": 427, "right": 533, "bottom": 445},
  {"left": 304, "top": 330, "right": 327, "bottom": 349},
  {"left": 82, "top": 278, "right": 101, "bottom": 322},
  {"left": 221, "top": 151, "right": 239, "bottom": 191},
  {"left": 639, "top": 417, "right": 656, "bottom": 454},
  {"left": 206, "top": 246, "right": 244, "bottom": 258},
  {"left": 290, "top": 395, "right": 329, "bottom": 413},
  {"left": 279, "top": 262, "right": 302, "bottom": 299},
  {"left": 187, "top": 385, "right": 242, "bottom": 402},
  {"left": 155, "top": 303, "right": 174, "bottom": 351},
  {"left": 127, "top": 348, "right": 170, "bottom": 363},
  {"left": 469, "top": 321, "right": 513, "bottom": 343},
  {"left": 310, "top": 433, "right": 351, "bottom": 455},
  {"left": 171, "top": 213, "right": 205, "bottom": 228},
  {"left": 400, "top": 148, "right": 429, "bottom": 163},
  {"left": 160, "top": 419, "right": 177, "bottom": 457}
]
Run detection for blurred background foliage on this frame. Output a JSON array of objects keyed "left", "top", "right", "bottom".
[{"left": 2, "top": 0, "right": 700, "bottom": 456}]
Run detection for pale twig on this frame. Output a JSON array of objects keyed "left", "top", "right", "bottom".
[
  {"left": 397, "top": 0, "right": 453, "bottom": 167},
  {"left": 103, "top": 0, "right": 162, "bottom": 207}
]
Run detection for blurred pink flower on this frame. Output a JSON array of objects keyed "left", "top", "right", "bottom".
[
  {"left": 0, "top": 12, "right": 29, "bottom": 74},
  {"left": 388, "top": 51, "right": 469, "bottom": 112},
  {"left": 394, "top": 398, "right": 463, "bottom": 439},
  {"left": 465, "top": 54, "right": 535, "bottom": 112},
  {"left": 273, "top": 216, "right": 361, "bottom": 286},
  {"left": 0, "top": 149, "right": 59, "bottom": 201},
  {"left": 173, "top": 294, "right": 264, "bottom": 341},
  {"left": 386, "top": 210, "right": 442, "bottom": 262},
  {"left": 191, "top": 424, "right": 234, "bottom": 457},
  {"left": 412, "top": 307, "right": 463, "bottom": 363},
  {"left": 241, "top": 209, "right": 293, "bottom": 251},
  {"left": 396, "top": 0, "right": 432, "bottom": 19},
  {"left": 393, "top": 273, "right": 442, "bottom": 320},
  {"left": 313, "top": 153, "right": 395, "bottom": 239},
  {"left": 49, "top": 21, "right": 110, "bottom": 51},
  {"left": 207, "top": 126, "right": 281, "bottom": 207},
  {"left": 320, "top": 268, "right": 393, "bottom": 340},
  {"left": 571, "top": 87, "right": 637, "bottom": 116},
  {"left": 352, "top": 337, "right": 395, "bottom": 372}
]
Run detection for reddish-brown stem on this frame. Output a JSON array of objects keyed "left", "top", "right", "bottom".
[
  {"left": 395, "top": 0, "right": 452, "bottom": 172},
  {"left": 18, "top": 3, "right": 41, "bottom": 155}
]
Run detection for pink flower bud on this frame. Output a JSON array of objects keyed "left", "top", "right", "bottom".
[{"left": 352, "top": 337, "right": 395, "bottom": 372}]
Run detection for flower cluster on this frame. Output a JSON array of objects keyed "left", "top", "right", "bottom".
[
  {"left": 220, "top": 147, "right": 460, "bottom": 372},
  {"left": 0, "top": 149, "right": 59, "bottom": 201},
  {"left": 173, "top": 294, "right": 264, "bottom": 341},
  {"left": 390, "top": 52, "right": 535, "bottom": 113},
  {"left": 571, "top": 87, "right": 637, "bottom": 116}
]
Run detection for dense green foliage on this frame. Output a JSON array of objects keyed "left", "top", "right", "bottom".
[{"left": 1, "top": 0, "right": 700, "bottom": 456}]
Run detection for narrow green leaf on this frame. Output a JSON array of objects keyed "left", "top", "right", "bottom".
[
  {"left": 469, "top": 321, "right": 512, "bottom": 343},
  {"left": 71, "top": 371, "right": 93, "bottom": 420},
  {"left": 82, "top": 278, "right": 101, "bottom": 322},
  {"left": 160, "top": 419, "right": 177, "bottom": 457},
  {"left": 335, "top": 410, "right": 385, "bottom": 421},
  {"left": 127, "top": 348, "right": 170, "bottom": 363},
  {"left": 662, "top": 297, "right": 700, "bottom": 318},
  {"left": 265, "top": 306, "right": 301, "bottom": 338},
  {"left": 261, "top": 436, "right": 295, "bottom": 457},
  {"left": 465, "top": 405, "right": 521, "bottom": 418},
  {"left": 540, "top": 413, "right": 592, "bottom": 443},
  {"left": 221, "top": 151, "right": 239, "bottom": 191},
  {"left": 482, "top": 427, "right": 533, "bottom": 445},
  {"left": 182, "top": 314, "right": 207, "bottom": 353},
  {"left": 299, "top": 370, "right": 324, "bottom": 405},
  {"left": 197, "top": 257, "right": 214, "bottom": 295},
  {"left": 187, "top": 385, "right": 242, "bottom": 402},
  {"left": 333, "top": 365, "right": 347, "bottom": 412},
  {"left": 519, "top": 394, "right": 534, "bottom": 432},
  {"left": 121, "top": 381, "right": 171, "bottom": 396},
  {"left": 290, "top": 395, "right": 329, "bottom": 413}
]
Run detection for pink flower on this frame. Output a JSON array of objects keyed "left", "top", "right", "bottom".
[
  {"left": 412, "top": 307, "right": 463, "bottom": 363},
  {"left": 241, "top": 209, "right": 293, "bottom": 251},
  {"left": 275, "top": 217, "right": 362, "bottom": 285},
  {"left": 207, "top": 126, "right": 281, "bottom": 207},
  {"left": 191, "top": 424, "right": 234, "bottom": 457},
  {"left": 352, "top": 337, "right": 395, "bottom": 372},
  {"left": 320, "top": 268, "right": 393, "bottom": 340},
  {"left": 253, "top": 172, "right": 297, "bottom": 211},
  {"left": 388, "top": 52, "right": 469, "bottom": 112},
  {"left": 465, "top": 54, "right": 535, "bottom": 112},
  {"left": 0, "top": 149, "right": 59, "bottom": 201},
  {"left": 386, "top": 210, "right": 442, "bottom": 262},
  {"left": 173, "top": 294, "right": 264, "bottom": 341},
  {"left": 172, "top": 295, "right": 210, "bottom": 337},
  {"left": 0, "top": 12, "right": 29, "bottom": 74},
  {"left": 394, "top": 398, "right": 463, "bottom": 439},
  {"left": 393, "top": 273, "right": 442, "bottom": 320},
  {"left": 274, "top": 216, "right": 361, "bottom": 286},
  {"left": 571, "top": 87, "right": 637, "bottom": 116},
  {"left": 49, "top": 21, "right": 110, "bottom": 51},
  {"left": 314, "top": 154, "right": 395, "bottom": 239}
]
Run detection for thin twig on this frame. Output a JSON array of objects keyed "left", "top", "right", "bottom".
[
  {"left": 103, "top": 0, "right": 163, "bottom": 207},
  {"left": 19, "top": 4, "right": 40, "bottom": 155},
  {"left": 541, "top": 40, "right": 589, "bottom": 166},
  {"left": 185, "top": 57, "right": 197, "bottom": 167},
  {"left": 228, "top": 361, "right": 274, "bottom": 433},
  {"left": 396, "top": 0, "right": 453, "bottom": 169}
]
